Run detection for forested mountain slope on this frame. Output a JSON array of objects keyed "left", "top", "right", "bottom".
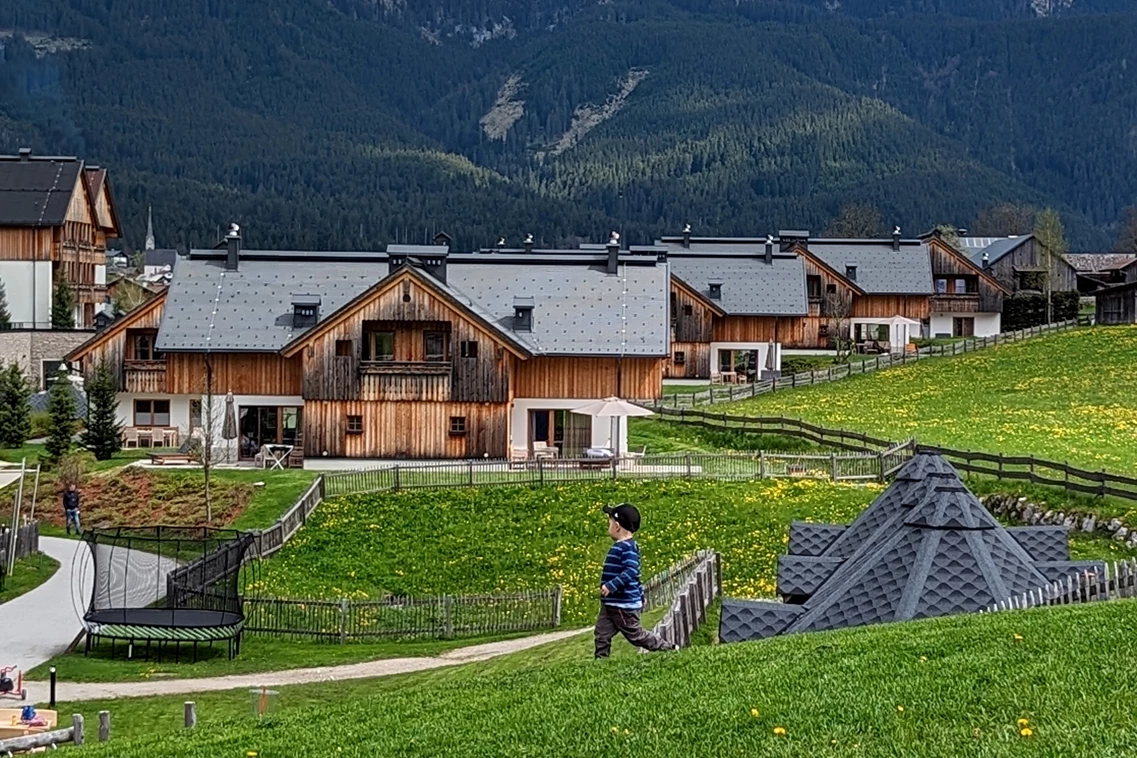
[{"left": 0, "top": 0, "right": 1130, "bottom": 250}]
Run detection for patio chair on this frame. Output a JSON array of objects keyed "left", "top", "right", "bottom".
[{"left": 122, "top": 428, "right": 139, "bottom": 449}]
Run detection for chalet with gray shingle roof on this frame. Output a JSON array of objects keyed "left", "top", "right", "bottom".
[
  {"left": 959, "top": 234, "right": 1079, "bottom": 296},
  {"left": 65, "top": 231, "right": 668, "bottom": 463}
]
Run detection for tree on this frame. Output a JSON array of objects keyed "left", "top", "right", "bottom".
[
  {"left": 825, "top": 290, "right": 854, "bottom": 363},
  {"left": 0, "top": 280, "right": 11, "bottom": 330},
  {"left": 824, "top": 203, "right": 884, "bottom": 238},
  {"left": 972, "top": 203, "right": 1036, "bottom": 236},
  {"left": 82, "top": 359, "right": 123, "bottom": 460},
  {"left": 933, "top": 224, "right": 963, "bottom": 252},
  {"left": 0, "top": 363, "right": 32, "bottom": 448},
  {"left": 194, "top": 357, "right": 220, "bottom": 523},
  {"left": 43, "top": 367, "right": 77, "bottom": 466},
  {"left": 1034, "top": 208, "right": 1068, "bottom": 324},
  {"left": 51, "top": 274, "right": 76, "bottom": 329},
  {"left": 1116, "top": 206, "right": 1137, "bottom": 253}
]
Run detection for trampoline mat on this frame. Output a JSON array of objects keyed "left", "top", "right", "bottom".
[{"left": 86, "top": 608, "right": 243, "bottom": 629}]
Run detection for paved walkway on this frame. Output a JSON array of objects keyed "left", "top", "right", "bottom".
[{"left": 26, "top": 627, "right": 590, "bottom": 703}]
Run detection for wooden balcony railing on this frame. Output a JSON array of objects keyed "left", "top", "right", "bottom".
[
  {"left": 124, "top": 359, "right": 167, "bottom": 393},
  {"left": 359, "top": 361, "right": 452, "bottom": 376},
  {"left": 930, "top": 293, "right": 981, "bottom": 313}
]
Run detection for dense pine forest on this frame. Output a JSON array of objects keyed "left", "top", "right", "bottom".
[{"left": 0, "top": 0, "right": 1132, "bottom": 250}]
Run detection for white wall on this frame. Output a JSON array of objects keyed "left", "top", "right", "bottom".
[
  {"left": 510, "top": 398, "right": 628, "bottom": 454},
  {"left": 95, "top": 264, "right": 106, "bottom": 286},
  {"left": 203, "top": 394, "right": 305, "bottom": 461},
  {"left": 929, "top": 312, "right": 1001, "bottom": 338},
  {"left": 708, "top": 341, "right": 780, "bottom": 379},
  {"left": 116, "top": 393, "right": 194, "bottom": 430},
  {"left": 0, "top": 261, "right": 53, "bottom": 325}
]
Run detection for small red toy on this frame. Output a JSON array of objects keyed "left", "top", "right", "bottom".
[{"left": 0, "top": 666, "right": 27, "bottom": 701}]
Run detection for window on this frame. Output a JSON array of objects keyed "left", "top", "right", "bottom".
[
  {"left": 955, "top": 277, "right": 977, "bottom": 294},
  {"left": 673, "top": 351, "right": 686, "bottom": 365},
  {"left": 130, "top": 330, "right": 163, "bottom": 361},
  {"left": 953, "top": 317, "right": 975, "bottom": 338},
  {"left": 424, "top": 331, "right": 450, "bottom": 362},
  {"left": 935, "top": 278, "right": 948, "bottom": 294},
  {"left": 514, "top": 307, "right": 533, "bottom": 331},
  {"left": 346, "top": 415, "right": 363, "bottom": 434},
  {"left": 134, "top": 399, "right": 171, "bottom": 427},
  {"left": 41, "top": 360, "right": 64, "bottom": 391},
  {"left": 826, "top": 284, "right": 837, "bottom": 295},
  {"left": 807, "top": 275, "right": 822, "bottom": 299},
  {"left": 683, "top": 304, "right": 693, "bottom": 316},
  {"left": 335, "top": 339, "right": 353, "bottom": 357},
  {"left": 460, "top": 340, "right": 478, "bottom": 359},
  {"left": 365, "top": 331, "right": 395, "bottom": 361},
  {"left": 845, "top": 265, "right": 857, "bottom": 282},
  {"left": 708, "top": 282, "right": 722, "bottom": 300},
  {"left": 449, "top": 416, "right": 467, "bottom": 436},
  {"left": 818, "top": 323, "right": 830, "bottom": 337},
  {"left": 190, "top": 400, "right": 202, "bottom": 431}
]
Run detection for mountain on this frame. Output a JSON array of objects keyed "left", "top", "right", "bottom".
[{"left": 0, "top": 0, "right": 1132, "bottom": 250}]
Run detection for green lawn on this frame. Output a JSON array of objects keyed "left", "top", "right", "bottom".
[
  {"left": 627, "top": 417, "right": 819, "bottom": 454},
  {"left": 722, "top": 327, "right": 1137, "bottom": 474},
  {"left": 259, "top": 479, "right": 882, "bottom": 621},
  {"left": 69, "top": 600, "right": 1137, "bottom": 756},
  {"left": 0, "top": 551, "right": 59, "bottom": 604}
]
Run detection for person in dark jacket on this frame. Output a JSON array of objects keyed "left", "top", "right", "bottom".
[
  {"left": 594, "top": 503, "right": 677, "bottom": 659},
  {"left": 63, "top": 484, "right": 81, "bottom": 535}
]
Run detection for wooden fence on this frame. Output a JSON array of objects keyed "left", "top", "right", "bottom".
[
  {"left": 0, "top": 521, "right": 39, "bottom": 585},
  {"left": 981, "top": 560, "right": 1137, "bottom": 614},
  {"left": 649, "top": 550, "right": 721, "bottom": 648},
  {"left": 0, "top": 714, "right": 107, "bottom": 753},
  {"left": 658, "top": 319, "right": 1078, "bottom": 407},
  {"left": 243, "top": 587, "right": 563, "bottom": 642},
  {"left": 253, "top": 477, "right": 325, "bottom": 559},
  {"left": 648, "top": 405, "right": 900, "bottom": 451}
]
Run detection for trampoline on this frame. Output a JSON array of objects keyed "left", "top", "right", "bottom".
[{"left": 78, "top": 527, "right": 257, "bottom": 661}]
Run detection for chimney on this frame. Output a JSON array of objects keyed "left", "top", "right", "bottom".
[
  {"left": 765, "top": 234, "right": 774, "bottom": 265},
  {"left": 682, "top": 224, "right": 691, "bottom": 249},
  {"left": 778, "top": 230, "right": 809, "bottom": 252},
  {"left": 523, "top": 234, "right": 534, "bottom": 254},
  {"left": 18, "top": 147, "right": 31, "bottom": 162},
  {"left": 982, "top": 251, "right": 990, "bottom": 268},
  {"left": 225, "top": 223, "right": 241, "bottom": 271},
  {"left": 496, "top": 237, "right": 506, "bottom": 250},
  {"left": 892, "top": 225, "right": 901, "bottom": 251},
  {"left": 423, "top": 251, "right": 448, "bottom": 284},
  {"left": 607, "top": 231, "right": 620, "bottom": 275}
]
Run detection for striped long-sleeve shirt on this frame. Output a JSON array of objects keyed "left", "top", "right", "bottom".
[{"left": 601, "top": 538, "right": 645, "bottom": 609}]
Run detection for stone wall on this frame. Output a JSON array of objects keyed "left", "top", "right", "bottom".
[
  {"left": 983, "top": 493, "right": 1137, "bottom": 550},
  {"left": 0, "top": 330, "right": 95, "bottom": 390}
]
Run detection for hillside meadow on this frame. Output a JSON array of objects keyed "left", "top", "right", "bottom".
[{"left": 723, "top": 327, "right": 1137, "bottom": 474}]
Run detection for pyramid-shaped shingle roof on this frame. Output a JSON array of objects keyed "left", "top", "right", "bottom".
[{"left": 723, "top": 453, "right": 1104, "bottom": 643}]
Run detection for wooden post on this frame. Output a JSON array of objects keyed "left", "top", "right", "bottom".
[
  {"left": 184, "top": 702, "right": 197, "bottom": 729},
  {"left": 553, "top": 585, "right": 563, "bottom": 627},
  {"left": 339, "top": 597, "right": 349, "bottom": 644},
  {"left": 685, "top": 453, "right": 692, "bottom": 479},
  {"left": 830, "top": 452, "right": 838, "bottom": 482},
  {"left": 877, "top": 452, "right": 885, "bottom": 483},
  {"left": 98, "top": 711, "right": 110, "bottom": 743},
  {"left": 72, "top": 714, "right": 85, "bottom": 746},
  {"left": 468, "top": 460, "right": 474, "bottom": 487},
  {"left": 393, "top": 466, "right": 401, "bottom": 492},
  {"left": 443, "top": 595, "right": 454, "bottom": 639}
]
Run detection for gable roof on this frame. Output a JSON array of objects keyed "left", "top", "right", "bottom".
[
  {"left": 670, "top": 275, "right": 727, "bottom": 317},
  {"left": 801, "top": 239, "right": 934, "bottom": 295},
  {"left": 958, "top": 235, "right": 1033, "bottom": 267},
  {"left": 64, "top": 291, "right": 168, "bottom": 362},
  {"left": 655, "top": 239, "right": 808, "bottom": 316},
  {"left": 925, "top": 237, "right": 1011, "bottom": 295},
  {"left": 0, "top": 153, "right": 84, "bottom": 227},
  {"left": 1066, "top": 253, "right": 1137, "bottom": 273},
  {"left": 156, "top": 247, "right": 670, "bottom": 357}
]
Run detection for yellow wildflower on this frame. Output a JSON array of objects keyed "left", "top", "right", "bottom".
[
  {"left": 773, "top": 727, "right": 787, "bottom": 736},
  {"left": 1020, "top": 728, "right": 1033, "bottom": 738},
  {"left": 750, "top": 708, "right": 760, "bottom": 718},
  {"left": 896, "top": 705, "right": 904, "bottom": 713},
  {"left": 1012, "top": 633, "right": 1023, "bottom": 643},
  {"left": 1016, "top": 718, "right": 1029, "bottom": 728}
]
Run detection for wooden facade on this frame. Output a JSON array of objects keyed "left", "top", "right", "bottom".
[
  {"left": 983, "top": 237, "right": 1078, "bottom": 295},
  {"left": 666, "top": 279, "right": 720, "bottom": 378},
  {"left": 927, "top": 239, "right": 1006, "bottom": 314},
  {"left": 1096, "top": 282, "right": 1137, "bottom": 325},
  {"left": 514, "top": 357, "right": 664, "bottom": 400}
]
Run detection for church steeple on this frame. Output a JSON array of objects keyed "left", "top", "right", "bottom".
[{"left": 144, "top": 205, "right": 155, "bottom": 251}]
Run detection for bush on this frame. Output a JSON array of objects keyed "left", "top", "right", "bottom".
[
  {"left": 30, "top": 412, "right": 50, "bottom": 439},
  {"left": 1003, "top": 290, "right": 1080, "bottom": 331}
]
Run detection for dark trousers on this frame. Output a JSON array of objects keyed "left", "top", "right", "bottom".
[{"left": 594, "top": 604, "right": 673, "bottom": 659}]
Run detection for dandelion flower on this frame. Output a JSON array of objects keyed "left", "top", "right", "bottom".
[
  {"left": 1020, "top": 728, "right": 1033, "bottom": 738},
  {"left": 773, "top": 727, "right": 787, "bottom": 736},
  {"left": 247, "top": 753, "right": 258, "bottom": 757},
  {"left": 624, "top": 729, "right": 631, "bottom": 736},
  {"left": 750, "top": 708, "right": 760, "bottom": 718},
  {"left": 919, "top": 656, "right": 927, "bottom": 663},
  {"left": 611, "top": 727, "right": 619, "bottom": 734},
  {"left": 1016, "top": 718, "right": 1029, "bottom": 728},
  {"left": 1012, "top": 633, "right": 1023, "bottom": 643},
  {"left": 896, "top": 705, "right": 904, "bottom": 713}
]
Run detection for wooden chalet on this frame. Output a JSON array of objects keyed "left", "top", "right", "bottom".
[
  {"left": 66, "top": 233, "right": 668, "bottom": 463},
  {"left": 958, "top": 234, "right": 1078, "bottom": 296},
  {"left": 1067, "top": 253, "right": 1137, "bottom": 294},
  {"left": 923, "top": 234, "right": 1008, "bottom": 337},
  {"left": 1095, "top": 280, "right": 1137, "bottom": 325},
  {"left": 0, "top": 149, "right": 120, "bottom": 328}
]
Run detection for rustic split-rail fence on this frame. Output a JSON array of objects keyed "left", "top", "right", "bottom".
[{"left": 659, "top": 319, "right": 1078, "bottom": 407}]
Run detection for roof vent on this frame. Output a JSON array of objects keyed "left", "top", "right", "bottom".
[
  {"left": 17, "top": 147, "right": 31, "bottom": 162},
  {"left": 765, "top": 234, "right": 774, "bottom": 264},
  {"left": 292, "top": 294, "right": 320, "bottom": 328},
  {"left": 523, "top": 234, "right": 534, "bottom": 254},
  {"left": 682, "top": 223, "right": 691, "bottom": 249},
  {"left": 496, "top": 237, "right": 506, "bottom": 249},
  {"left": 846, "top": 265, "right": 857, "bottom": 282},
  {"left": 513, "top": 296, "right": 535, "bottom": 332},
  {"left": 708, "top": 280, "right": 723, "bottom": 300},
  {"left": 982, "top": 251, "right": 990, "bottom": 268},
  {"left": 892, "top": 225, "right": 901, "bottom": 251},
  {"left": 779, "top": 229, "right": 809, "bottom": 252},
  {"left": 607, "top": 231, "right": 620, "bottom": 275},
  {"left": 225, "top": 223, "right": 241, "bottom": 271}
]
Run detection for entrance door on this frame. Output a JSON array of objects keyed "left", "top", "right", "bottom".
[
  {"left": 529, "top": 410, "right": 591, "bottom": 456},
  {"left": 238, "top": 406, "right": 302, "bottom": 460},
  {"left": 952, "top": 317, "right": 975, "bottom": 337}
]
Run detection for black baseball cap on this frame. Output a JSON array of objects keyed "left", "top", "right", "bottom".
[{"left": 603, "top": 503, "right": 641, "bottom": 533}]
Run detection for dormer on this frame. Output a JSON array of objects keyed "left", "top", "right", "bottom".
[
  {"left": 292, "top": 294, "right": 320, "bottom": 328},
  {"left": 513, "top": 296, "right": 535, "bottom": 332},
  {"left": 845, "top": 265, "right": 857, "bottom": 282},
  {"left": 708, "top": 280, "right": 723, "bottom": 300}
]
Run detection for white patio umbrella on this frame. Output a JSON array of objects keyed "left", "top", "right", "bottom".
[
  {"left": 883, "top": 315, "right": 922, "bottom": 353},
  {"left": 570, "top": 397, "right": 654, "bottom": 457}
]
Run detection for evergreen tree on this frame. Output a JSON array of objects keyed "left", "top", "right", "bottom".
[
  {"left": 51, "top": 275, "right": 76, "bottom": 329},
  {"left": 82, "top": 359, "right": 123, "bottom": 460},
  {"left": 933, "top": 223, "right": 963, "bottom": 252},
  {"left": 0, "top": 280, "right": 10, "bottom": 330},
  {"left": 1117, "top": 206, "right": 1137, "bottom": 254},
  {"left": 824, "top": 203, "right": 884, "bottom": 238},
  {"left": 44, "top": 368, "right": 77, "bottom": 465},
  {"left": 972, "top": 203, "right": 1036, "bottom": 236},
  {"left": 0, "top": 363, "right": 31, "bottom": 448}
]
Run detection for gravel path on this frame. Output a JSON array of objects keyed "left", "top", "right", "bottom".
[{"left": 25, "top": 628, "right": 590, "bottom": 703}]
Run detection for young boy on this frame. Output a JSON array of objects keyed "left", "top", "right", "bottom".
[{"left": 595, "top": 503, "right": 678, "bottom": 659}]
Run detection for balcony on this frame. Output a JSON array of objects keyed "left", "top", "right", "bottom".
[
  {"left": 359, "top": 361, "right": 452, "bottom": 376},
  {"left": 930, "top": 294, "right": 981, "bottom": 313},
  {"left": 124, "top": 359, "right": 167, "bottom": 393},
  {"left": 359, "top": 361, "right": 451, "bottom": 401}
]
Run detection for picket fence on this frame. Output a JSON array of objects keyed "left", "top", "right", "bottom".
[
  {"left": 648, "top": 550, "right": 721, "bottom": 649},
  {"left": 0, "top": 521, "right": 39, "bottom": 585},
  {"left": 659, "top": 319, "right": 1078, "bottom": 407},
  {"left": 981, "top": 560, "right": 1137, "bottom": 614}
]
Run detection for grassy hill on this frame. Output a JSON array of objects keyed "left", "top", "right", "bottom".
[
  {"left": 717, "top": 327, "right": 1137, "bottom": 475},
  {"left": 69, "top": 599, "right": 1137, "bottom": 756},
  {"left": 0, "top": 0, "right": 1129, "bottom": 249}
]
